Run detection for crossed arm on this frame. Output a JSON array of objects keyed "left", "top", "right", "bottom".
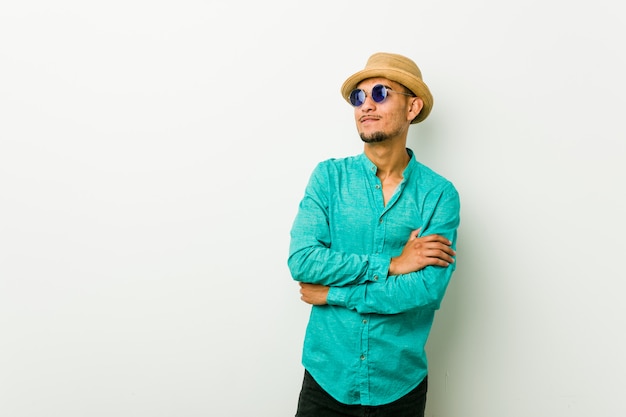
[{"left": 299, "top": 229, "right": 455, "bottom": 306}]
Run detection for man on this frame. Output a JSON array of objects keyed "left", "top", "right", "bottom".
[{"left": 288, "top": 52, "right": 460, "bottom": 417}]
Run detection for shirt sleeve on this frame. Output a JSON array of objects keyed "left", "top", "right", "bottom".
[
  {"left": 327, "top": 183, "right": 461, "bottom": 314},
  {"left": 288, "top": 162, "right": 391, "bottom": 287}
]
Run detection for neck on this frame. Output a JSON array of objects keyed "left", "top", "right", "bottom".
[{"left": 364, "top": 142, "right": 410, "bottom": 179}]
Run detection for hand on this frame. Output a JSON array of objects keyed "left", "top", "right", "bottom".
[
  {"left": 389, "top": 229, "right": 455, "bottom": 276},
  {"left": 299, "top": 283, "right": 330, "bottom": 305}
]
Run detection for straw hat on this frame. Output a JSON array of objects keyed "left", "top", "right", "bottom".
[{"left": 340, "top": 52, "right": 433, "bottom": 124}]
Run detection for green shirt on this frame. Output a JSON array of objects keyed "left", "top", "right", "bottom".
[{"left": 288, "top": 149, "right": 461, "bottom": 406}]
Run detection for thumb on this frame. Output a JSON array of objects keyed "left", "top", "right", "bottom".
[{"left": 411, "top": 228, "right": 421, "bottom": 240}]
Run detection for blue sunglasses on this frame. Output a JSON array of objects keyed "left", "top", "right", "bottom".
[{"left": 349, "top": 84, "right": 414, "bottom": 107}]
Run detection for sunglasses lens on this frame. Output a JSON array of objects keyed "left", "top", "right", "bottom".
[
  {"left": 349, "top": 89, "right": 365, "bottom": 107},
  {"left": 371, "top": 84, "right": 387, "bottom": 103}
]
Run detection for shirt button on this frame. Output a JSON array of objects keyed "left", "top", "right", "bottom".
[
  {"left": 373, "top": 275, "right": 379, "bottom": 281},
  {"left": 360, "top": 355, "right": 366, "bottom": 360},
  {"left": 362, "top": 319, "right": 367, "bottom": 324},
  {"left": 375, "top": 185, "right": 380, "bottom": 189}
]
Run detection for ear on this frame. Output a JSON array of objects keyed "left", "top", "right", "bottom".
[{"left": 408, "top": 97, "right": 424, "bottom": 122}]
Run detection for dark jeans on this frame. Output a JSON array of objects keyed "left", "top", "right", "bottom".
[{"left": 295, "top": 370, "right": 428, "bottom": 417}]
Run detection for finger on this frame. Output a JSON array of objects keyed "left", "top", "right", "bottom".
[
  {"left": 430, "top": 243, "right": 456, "bottom": 255},
  {"left": 429, "top": 249, "right": 455, "bottom": 263},
  {"left": 423, "top": 254, "right": 454, "bottom": 267}
]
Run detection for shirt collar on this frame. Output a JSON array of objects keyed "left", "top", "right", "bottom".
[{"left": 359, "top": 148, "right": 417, "bottom": 178}]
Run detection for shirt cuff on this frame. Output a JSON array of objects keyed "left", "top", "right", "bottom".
[
  {"left": 327, "top": 286, "right": 348, "bottom": 307},
  {"left": 368, "top": 254, "right": 391, "bottom": 282}
]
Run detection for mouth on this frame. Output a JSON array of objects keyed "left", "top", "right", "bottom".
[{"left": 359, "top": 115, "right": 381, "bottom": 123}]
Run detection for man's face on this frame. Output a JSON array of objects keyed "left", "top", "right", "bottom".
[{"left": 352, "top": 78, "right": 422, "bottom": 143}]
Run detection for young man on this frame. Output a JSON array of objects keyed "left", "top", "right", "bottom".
[{"left": 288, "top": 52, "right": 461, "bottom": 417}]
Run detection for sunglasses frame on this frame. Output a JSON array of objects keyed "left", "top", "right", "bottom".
[{"left": 349, "top": 84, "right": 414, "bottom": 107}]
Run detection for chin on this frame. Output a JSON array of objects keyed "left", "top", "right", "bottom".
[{"left": 360, "top": 131, "right": 389, "bottom": 143}]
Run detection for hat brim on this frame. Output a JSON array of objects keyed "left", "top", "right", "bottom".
[{"left": 340, "top": 68, "right": 433, "bottom": 124}]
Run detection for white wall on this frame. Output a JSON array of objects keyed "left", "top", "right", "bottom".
[{"left": 1, "top": 1, "right": 624, "bottom": 416}]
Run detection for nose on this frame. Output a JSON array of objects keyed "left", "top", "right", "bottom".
[{"left": 360, "top": 93, "right": 377, "bottom": 111}]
